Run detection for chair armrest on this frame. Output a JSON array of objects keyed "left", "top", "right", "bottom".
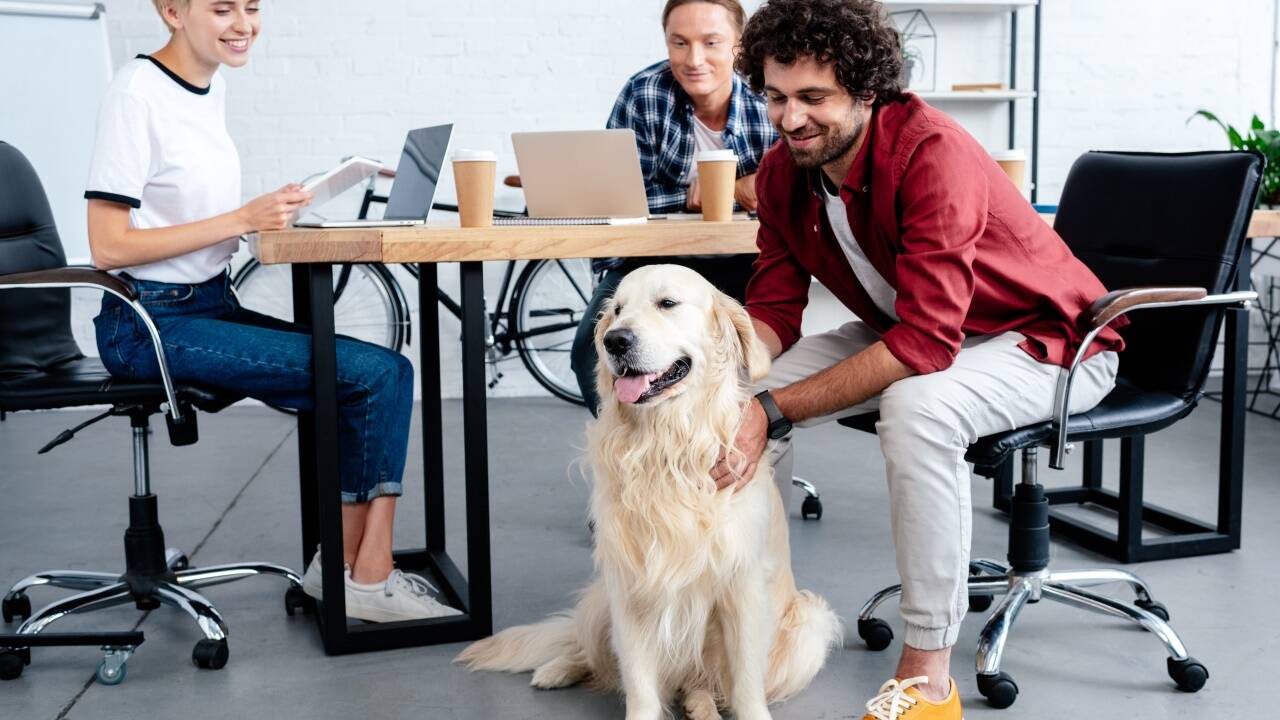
[
  {"left": 0, "top": 268, "right": 189, "bottom": 432},
  {"left": 0, "top": 267, "right": 136, "bottom": 300},
  {"left": 1049, "top": 286, "right": 1258, "bottom": 469},
  {"left": 1084, "top": 287, "right": 1207, "bottom": 329}
]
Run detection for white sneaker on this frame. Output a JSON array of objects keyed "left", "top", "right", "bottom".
[
  {"left": 344, "top": 569, "right": 464, "bottom": 623},
  {"left": 301, "top": 546, "right": 350, "bottom": 601}
]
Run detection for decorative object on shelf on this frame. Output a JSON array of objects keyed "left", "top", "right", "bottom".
[
  {"left": 1189, "top": 110, "right": 1280, "bottom": 206},
  {"left": 951, "top": 82, "right": 1007, "bottom": 91},
  {"left": 891, "top": 9, "right": 936, "bottom": 92}
]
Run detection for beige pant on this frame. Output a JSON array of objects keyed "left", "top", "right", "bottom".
[{"left": 761, "top": 322, "right": 1118, "bottom": 650}]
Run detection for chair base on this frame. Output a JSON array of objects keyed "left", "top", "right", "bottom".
[
  {"left": 0, "top": 497, "right": 305, "bottom": 683},
  {"left": 855, "top": 558, "right": 1209, "bottom": 709}
]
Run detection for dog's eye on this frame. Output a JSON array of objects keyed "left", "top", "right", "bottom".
[
  {"left": 658, "top": 298, "right": 679, "bottom": 309},
  {"left": 614, "top": 304, "right": 621, "bottom": 315}
]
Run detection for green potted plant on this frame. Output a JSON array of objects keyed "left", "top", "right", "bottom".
[{"left": 1189, "top": 110, "right": 1280, "bottom": 206}]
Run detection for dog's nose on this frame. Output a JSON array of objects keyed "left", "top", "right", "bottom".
[{"left": 603, "top": 328, "right": 636, "bottom": 356}]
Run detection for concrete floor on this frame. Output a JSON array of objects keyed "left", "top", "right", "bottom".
[{"left": 1, "top": 396, "right": 1277, "bottom": 719}]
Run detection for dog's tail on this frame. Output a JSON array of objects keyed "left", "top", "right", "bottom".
[
  {"left": 454, "top": 613, "right": 578, "bottom": 674},
  {"left": 765, "top": 590, "right": 844, "bottom": 703}
]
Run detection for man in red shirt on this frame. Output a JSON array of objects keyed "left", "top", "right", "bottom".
[{"left": 715, "top": 1, "right": 1124, "bottom": 716}]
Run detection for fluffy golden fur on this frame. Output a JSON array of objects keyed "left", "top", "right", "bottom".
[{"left": 457, "top": 266, "right": 841, "bottom": 720}]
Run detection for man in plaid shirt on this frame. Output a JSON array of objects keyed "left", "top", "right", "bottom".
[{"left": 570, "top": 0, "right": 778, "bottom": 416}]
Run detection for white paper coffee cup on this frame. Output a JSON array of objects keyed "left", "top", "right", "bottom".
[
  {"left": 452, "top": 150, "right": 497, "bottom": 227},
  {"left": 695, "top": 150, "right": 738, "bottom": 222}
]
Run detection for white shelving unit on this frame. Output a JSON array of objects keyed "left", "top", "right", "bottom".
[
  {"left": 916, "top": 90, "right": 1036, "bottom": 101},
  {"left": 886, "top": 0, "right": 1043, "bottom": 202},
  {"left": 884, "top": 1, "right": 1036, "bottom": 12}
]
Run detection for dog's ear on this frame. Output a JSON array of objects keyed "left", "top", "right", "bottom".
[{"left": 713, "top": 291, "right": 771, "bottom": 383}]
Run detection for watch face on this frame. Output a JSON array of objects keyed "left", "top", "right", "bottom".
[{"left": 769, "top": 420, "right": 792, "bottom": 440}]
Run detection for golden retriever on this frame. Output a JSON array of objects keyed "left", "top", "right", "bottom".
[{"left": 456, "top": 265, "right": 841, "bottom": 720}]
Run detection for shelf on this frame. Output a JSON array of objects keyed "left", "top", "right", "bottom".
[
  {"left": 885, "top": 0, "right": 1036, "bottom": 12},
  {"left": 915, "top": 90, "right": 1036, "bottom": 101}
]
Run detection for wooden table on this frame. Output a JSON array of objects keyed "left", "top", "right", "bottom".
[
  {"left": 251, "top": 210, "right": 1280, "bottom": 265},
  {"left": 253, "top": 209, "right": 1279, "bottom": 653}
]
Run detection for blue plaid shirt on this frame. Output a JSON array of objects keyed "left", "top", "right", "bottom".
[{"left": 607, "top": 60, "right": 778, "bottom": 215}]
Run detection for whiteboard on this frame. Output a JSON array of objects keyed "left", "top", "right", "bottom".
[{"left": 0, "top": 2, "right": 112, "bottom": 264}]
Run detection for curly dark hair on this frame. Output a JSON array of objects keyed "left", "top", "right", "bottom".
[{"left": 735, "top": 0, "right": 904, "bottom": 105}]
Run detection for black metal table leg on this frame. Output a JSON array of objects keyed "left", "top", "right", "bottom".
[
  {"left": 459, "top": 261, "right": 493, "bottom": 637},
  {"left": 292, "top": 260, "right": 492, "bottom": 653}
]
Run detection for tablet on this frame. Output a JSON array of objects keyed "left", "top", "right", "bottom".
[{"left": 302, "top": 156, "right": 381, "bottom": 209}]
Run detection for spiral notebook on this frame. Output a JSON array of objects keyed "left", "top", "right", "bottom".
[{"left": 492, "top": 215, "right": 647, "bottom": 226}]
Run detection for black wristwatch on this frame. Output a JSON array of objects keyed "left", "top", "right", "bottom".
[{"left": 754, "top": 390, "right": 793, "bottom": 440}]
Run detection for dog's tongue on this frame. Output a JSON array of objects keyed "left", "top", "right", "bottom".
[{"left": 614, "top": 372, "right": 659, "bottom": 404}]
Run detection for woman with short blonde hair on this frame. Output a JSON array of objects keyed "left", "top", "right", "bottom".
[{"left": 86, "top": 0, "right": 458, "bottom": 626}]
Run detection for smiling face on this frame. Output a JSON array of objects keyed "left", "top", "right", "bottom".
[
  {"left": 595, "top": 264, "right": 769, "bottom": 410},
  {"left": 763, "top": 55, "right": 872, "bottom": 171},
  {"left": 664, "top": 2, "right": 740, "bottom": 104},
  {"left": 598, "top": 265, "right": 712, "bottom": 406},
  {"left": 159, "top": 0, "right": 261, "bottom": 69}
]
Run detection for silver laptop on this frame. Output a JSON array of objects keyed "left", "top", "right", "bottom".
[
  {"left": 505, "top": 129, "right": 650, "bottom": 225},
  {"left": 295, "top": 124, "right": 452, "bottom": 228}
]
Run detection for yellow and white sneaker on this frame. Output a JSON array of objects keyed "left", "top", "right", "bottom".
[{"left": 863, "top": 676, "right": 961, "bottom": 720}]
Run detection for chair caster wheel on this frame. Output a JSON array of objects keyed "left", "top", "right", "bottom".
[
  {"left": 284, "top": 586, "right": 315, "bottom": 617},
  {"left": 857, "top": 617, "right": 893, "bottom": 651},
  {"left": 978, "top": 671, "right": 1018, "bottom": 708},
  {"left": 801, "top": 495, "right": 823, "bottom": 520},
  {"left": 0, "top": 649, "right": 26, "bottom": 681},
  {"left": 192, "top": 639, "right": 228, "bottom": 670},
  {"left": 1168, "top": 656, "right": 1208, "bottom": 692},
  {"left": 96, "top": 650, "right": 130, "bottom": 686},
  {"left": 1136, "top": 598, "right": 1169, "bottom": 622},
  {"left": 2, "top": 592, "right": 31, "bottom": 623},
  {"left": 170, "top": 554, "right": 190, "bottom": 571}
]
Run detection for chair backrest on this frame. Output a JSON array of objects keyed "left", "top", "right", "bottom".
[
  {"left": 1055, "top": 150, "right": 1262, "bottom": 397},
  {"left": 0, "top": 141, "right": 83, "bottom": 377}
]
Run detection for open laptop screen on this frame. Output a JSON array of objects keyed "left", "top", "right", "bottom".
[{"left": 385, "top": 124, "right": 452, "bottom": 220}]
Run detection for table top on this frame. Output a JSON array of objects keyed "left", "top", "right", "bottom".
[{"left": 252, "top": 209, "right": 1280, "bottom": 264}]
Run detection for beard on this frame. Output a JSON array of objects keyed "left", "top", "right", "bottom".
[{"left": 778, "top": 111, "right": 865, "bottom": 170}]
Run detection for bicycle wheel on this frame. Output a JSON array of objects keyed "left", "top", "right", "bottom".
[
  {"left": 231, "top": 259, "right": 410, "bottom": 351},
  {"left": 511, "top": 258, "right": 593, "bottom": 406}
]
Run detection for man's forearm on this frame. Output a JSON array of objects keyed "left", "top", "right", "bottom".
[{"left": 771, "top": 340, "right": 914, "bottom": 423}]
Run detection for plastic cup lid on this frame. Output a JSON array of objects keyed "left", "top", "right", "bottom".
[
  {"left": 989, "top": 148, "right": 1026, "bottom": 161},
  {"left": 453, "top": 149, "right": 497, "bottom": 162},
  {"left": 695, "top": 149, "right": 738, "bottom": 162}
]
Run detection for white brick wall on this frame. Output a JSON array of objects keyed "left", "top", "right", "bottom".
[{"left": 65, "top": 0, "right": 1278, "bottom": 397}]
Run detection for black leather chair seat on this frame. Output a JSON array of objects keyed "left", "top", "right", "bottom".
[
  {"left": 0, "top": 356, "right": 239, "bottom": 413},
  {"left": 836, "top": 378, "right": 1198, "bottom": 469}
]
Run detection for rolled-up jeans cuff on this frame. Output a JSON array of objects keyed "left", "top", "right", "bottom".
[
  {"left": 904, "top": 621, "right": 962, "bottom": 651},
  {"left": 341, "top": 481, "right": 403, "bottom": 504}
]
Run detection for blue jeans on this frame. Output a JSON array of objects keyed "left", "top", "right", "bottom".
[
  {"left": 569, "top": 254, "right": 756, "bottom": 417},
  {"left": 94, "top": 271, "right": 414, "bottom": 503}
]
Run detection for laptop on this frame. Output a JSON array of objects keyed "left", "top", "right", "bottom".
[
  {"left": 294, "top": 124, "right": 453, "bottom": 228},
  {"left": 503, "top": 129, "right": 650, "bottom": 225}
]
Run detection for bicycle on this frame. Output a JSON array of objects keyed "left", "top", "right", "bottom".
[{"left": 232, "top": 170, "right": 593, "bottom": 407}]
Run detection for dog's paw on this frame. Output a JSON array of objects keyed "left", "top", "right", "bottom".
[
  {"left": 530, "top": 655, "right": 589, "bottom": 689},
  {"left": 683, "top": 688, "right": 722, "bottom": 720}
]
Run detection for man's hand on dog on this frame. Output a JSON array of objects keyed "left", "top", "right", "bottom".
[{"left": 712, "top": 398, "right": 769, "bottom": 491}]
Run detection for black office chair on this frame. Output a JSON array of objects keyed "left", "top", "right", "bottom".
[
  {"left": 0, "top": 142, "right": 310, "bottom": 684},
  {"left": 842, "top": 150, "right": 1262, "bottom": 708}
]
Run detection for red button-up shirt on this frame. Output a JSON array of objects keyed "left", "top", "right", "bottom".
[{"left": 745, "top": 94, "right": 1123, "bottom": 374}]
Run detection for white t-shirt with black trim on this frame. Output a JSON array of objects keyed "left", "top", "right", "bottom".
[{"left": 85, "top": 55, "right": 241, "bottom": 284}]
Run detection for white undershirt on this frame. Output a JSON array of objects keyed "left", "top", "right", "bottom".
[
  {"left": 686, "top": 114, "right": 727, "bottom": 184},
  {"left": 821, "top": 177, "right": 899, "bottom": 321}
]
